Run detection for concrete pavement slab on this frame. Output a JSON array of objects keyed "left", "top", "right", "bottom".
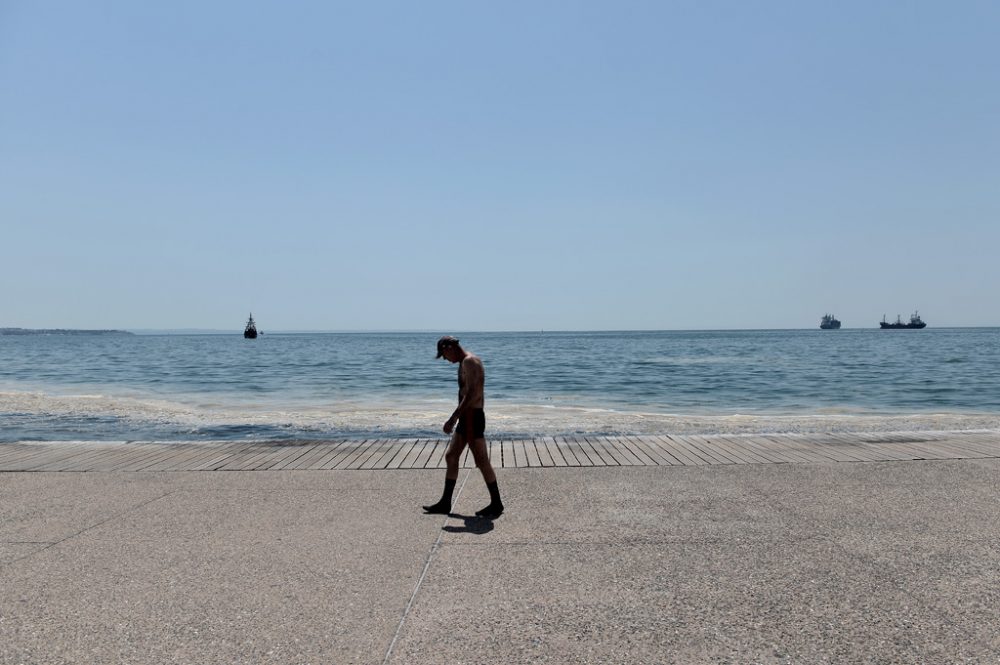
[
  {"left": 391, "top": 540, "right": 978, "bottom": 664},
  {"left": 0, "top": 543, "right": 50, "bottom": 564},
  {"left": 387, "top": 462, "right": 1000, "bottom": 664},
  {"left": 2, "top": 461, "right": 998, "bottom": 664},
  {"left": 0, "top": 471, "right": 448, "bottom": 665},
  {"left": 0, "top": 472, "right": 174, "bottom": 543}
]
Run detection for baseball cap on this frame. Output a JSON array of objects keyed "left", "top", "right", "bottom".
[{"left": 436, "top": 336, "right": 459, "bottom": 358}]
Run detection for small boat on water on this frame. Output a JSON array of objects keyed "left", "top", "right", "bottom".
[
  {"left": 880, "top": 311, "right": 926, "bottom": 329},
  {"left": 244, "top": 313, "right": 258, "bottom": 339},
  {"left": 820, "top": 314, "right": 841, "bottom": 330}
]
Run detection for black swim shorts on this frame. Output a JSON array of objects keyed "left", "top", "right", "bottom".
[{"left": 457, "top": 409, "right": 486, "bottom": 440}]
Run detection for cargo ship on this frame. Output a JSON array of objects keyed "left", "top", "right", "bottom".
[
  {"left": 880, "top": 311, "right": 926, "bottom": 329},
  {"left": 820, "top": 314, "right": 841, "bottom": 330}
]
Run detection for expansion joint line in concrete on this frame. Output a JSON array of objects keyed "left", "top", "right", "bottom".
[
  {"left": 381, "top": 469, "right": 472, "bottom": 665},
  {"left": 2, "top": 490, "right": 178, "bottom": 569}
]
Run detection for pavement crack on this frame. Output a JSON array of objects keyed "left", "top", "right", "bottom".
[
  {"left": 381, "top": 469, "right": 472, "bottom": 665},
  {"left": 2, "top": 490, "right": 178, "bottom": 569}
]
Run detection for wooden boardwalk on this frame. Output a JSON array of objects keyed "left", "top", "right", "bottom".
[{"left": 1, "top": 431, "right": 999, "bottom": 472}]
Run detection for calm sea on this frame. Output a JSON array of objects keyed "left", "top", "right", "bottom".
[{"left": 2, "top": 329, "right": 999, "bottom": 443}]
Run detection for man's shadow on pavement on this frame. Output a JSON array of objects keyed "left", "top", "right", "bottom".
[{"left": 442, "top": 513, "right": 496, "bottom": 535}]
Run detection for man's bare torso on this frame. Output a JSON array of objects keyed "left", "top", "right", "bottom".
[{"left": 458, "top": 354, "right": 485, "bottom": 410}]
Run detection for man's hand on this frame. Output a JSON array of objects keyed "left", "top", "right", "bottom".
[{"left": 443, "top": 417, "right": 456, "bottom": 435}]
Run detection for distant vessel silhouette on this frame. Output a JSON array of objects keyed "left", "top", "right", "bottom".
[
  {"left": 244, "top": 313, "right": 258, "bottom": 339},
  {"left": 820, "top": 314, "right": 841, "bottom": 330},
  {"left": 880, "top": 311, "right": 926, "bottom": 329}
]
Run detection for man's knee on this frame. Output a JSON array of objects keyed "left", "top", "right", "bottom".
[{"left": 445, "top": 448, "right": 463, "bottom": 467}]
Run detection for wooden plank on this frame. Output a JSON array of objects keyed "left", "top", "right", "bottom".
[
  {"left": 511, "top": 439, "right": 527, "bottom": 468},
  {"left": 593, "top": 436, "right": 634, "bottom": 465},
  {"left": 552, "top": 437, "right": 581, "bottom": 466},
  {"left": 375, "top": 439, "right": 411, "bottom": 469},
  {"left": 673, "top": 436, "right": 754, "bottom": 464},
  {"left": 313, "top": 440, "right": 362, "bottom": 470},
  {"left": 359, "top": 440, "right": 397, "bottom": 469},
  {"left": 624, "top": 436, "right": 676, "bottom": 466},
  {"left": 706, "top": 436, "right": 788, "bottom": 464},
  {"left": 0, "top": 443, "right": 80, "bottom": 465},
  {"left": 270, "top": 442, "right": 322, "bottom": 470},
  {"left": 756, "top": 435, "right": 840, "bottom": 464},
  {"left": 157, "top": 443, "right": 246, "bottom": 472},
  {"left": 540, "top": 436, "right": 568, "bottom": 467},
  {"left": 399, "top": 439, "right": 431, "bottom": 469},
  {"left": 909, "top": 437, "right": 994, "bottom": 459},
  {"left": 583, "top": 437, "right": 620, "bottom": 466},
  {"left": 12, "top": 445, "right": 88, "bottom": 470},
  {"left": 793, "top": 433, "right": 876, "bottom": 462},
  {"left": 566, "top": 436, "right": 599, "bottom": 466},
  {"left": 4, "top": 444, "right": 89, "bottom": 470},
  {"left": 654, "top": 435, "right": 709, "bottom": 466},
  {"left": 501, "top": 440, "right": 515, "bottom": 468},
  {"left": 631, "top": 436, "right": 685, "bottom": 465},
  {"left": 722, "top": 435, "right": 795, "bottom": 464},
  {"left": 36, "top": 444, "right": 132, "bottom": 471},
  {"left": 246, "top": 443, "right": 304, "bottom": 471},
  {"left": 832, "top": 433, "right": 905, "bottom": 461},
  {"left": 877, "top": 440, "right": 953, "bottom": 460},
  {"left": 119, "top": 444, "right": 204, "bottom": 472},
  {"left": 431, "top": 440, "right": 451, "bottom": 469},
  {"left": 415, "top": 439, "right": 442, "bottom": 469},
  {"left": 384, "top": 439, "right": 420, "bottom": 469},
  {"left": 764, "top": 434, "right": 830, "bottom": 463},
  {"left": 152, "top": 443, "right": 236, "bottom": 472},
  {"left": 224, "top": 444, "right": 281, "bottom": 471},
  {"left": 522, "top": 439, "right": 542, "bottom": 467},
  {"left": 533, "top": 438, "right": 556, "bottom": 467},
  {"left": 184, "top": 442, "right": 253, "bottom": 471},
  {"left": 265, "top": 443, "right": 321, "bottom": 471},
  {"left": 334, "top": 439, "right": 377, "bottom": 470},
  {"left": 934, "top": 434, "right": 1000, "bottom": 456},
  {"left": 667, "top": 434, "right": 720, "bottom": 465},
  {"left": 698, "top": 435, "right": 770, "bottom": 464},
  {"left": 0, "top": 443, "right": 46, "bottom": 464},
  {"left": 41, "top": 444, "right": 139, "bottom": 472},
  {"left": 298, "top": 441, "right": 344, "bottom": 470},
  {"left": 612, "top": 436, "right": 655, "bottom": 466},
  {"left": 215, "top": 444, "right": 275, "bottom": 471},
  {"left": 24, "top": 443, "right": 124, "bottom": 471},
  {"left": 89, "top": 444, "right": 171, "bottom": 471}
]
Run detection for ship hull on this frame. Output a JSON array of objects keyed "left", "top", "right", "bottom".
[
  {"left": 879, "top": 323, "right": 926, "bottom": 329},
  {"left": 819, "top": 322, "right": 841, "bottom": 330}
]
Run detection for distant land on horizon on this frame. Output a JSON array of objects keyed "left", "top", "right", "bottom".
[
  {"left": 0, "top": 328, "right": 133, "bottom": 336},
  {"left": 126, "top": 325, "right": 994, "bottom": 335},
  {"left": 2, "top": 326, "right": 996, "bottom": 337}
]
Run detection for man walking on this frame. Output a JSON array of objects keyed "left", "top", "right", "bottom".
[{"left": 422, "top": 336, "right": 504, "bottom": 518}]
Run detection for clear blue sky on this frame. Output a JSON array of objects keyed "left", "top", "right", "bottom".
[{"left": 2, "top": 1, "right": 998, "bottom": 330}]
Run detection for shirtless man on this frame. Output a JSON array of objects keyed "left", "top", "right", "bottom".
[{"left": 422, "top": 336, "right": 504, "bottom": 518}]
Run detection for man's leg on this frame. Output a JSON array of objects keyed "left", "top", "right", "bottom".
[
  {"left": 470, "top": 438, "right": 504, "bottom": 518},
  {"left": 422, "top": 433, "right": 467, "bottom": 514}
]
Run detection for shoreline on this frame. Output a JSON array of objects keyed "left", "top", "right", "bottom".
[{"left": 5, "top": 389, "right": 1000, "bottom": 442}]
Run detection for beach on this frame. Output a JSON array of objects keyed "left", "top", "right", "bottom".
[{"left": 3, "top": 437, "right": 999, "bottom": 663}]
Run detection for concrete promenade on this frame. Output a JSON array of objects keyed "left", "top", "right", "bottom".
[{"left": 2, "top": 436, "right": 999, "bottom": 663}]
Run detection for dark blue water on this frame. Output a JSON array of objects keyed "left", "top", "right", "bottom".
[{"left": 2, "top": 329, "right": 998, "bottom": 442}]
